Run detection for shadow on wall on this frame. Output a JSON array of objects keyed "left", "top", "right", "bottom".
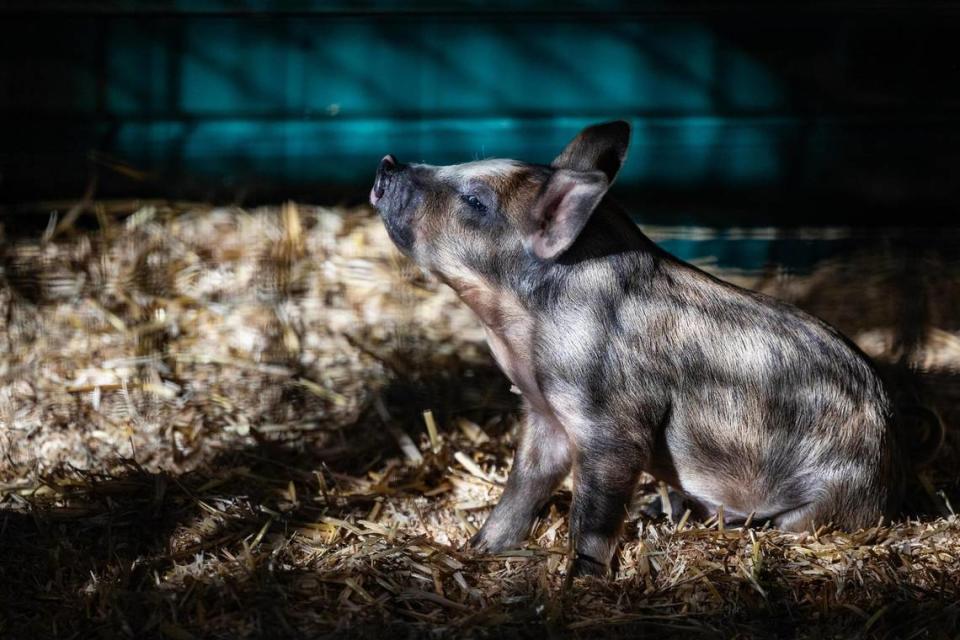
[{"left": 2, "top": 7, "right": 960, "bottom": 216}]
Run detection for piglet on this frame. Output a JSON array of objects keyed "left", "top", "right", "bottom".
[{"left": 370, "top": 122, "right": 903, "bottom": 577}]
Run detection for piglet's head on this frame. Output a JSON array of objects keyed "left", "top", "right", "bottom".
[{"left": 370, "top": 121, "right": 631, "bottom": 283}]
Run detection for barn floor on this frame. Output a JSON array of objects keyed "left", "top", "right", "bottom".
[{"left": 1, "top": 202, "right": 959, "bottom": 638}]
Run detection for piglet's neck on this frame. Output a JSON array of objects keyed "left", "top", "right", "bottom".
[
  {"left": 446, "top": 276, "right": 529, "bottom": 334},
  {"left": 445, "top": 272, "right": 545, "bottom": 412}
]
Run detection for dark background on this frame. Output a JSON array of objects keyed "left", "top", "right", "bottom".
[{"left": 2, "top": 1, "right": 959, "bottom": 226}]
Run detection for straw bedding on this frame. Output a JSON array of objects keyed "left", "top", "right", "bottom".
[{"left": 1, "top": 202, "right": 958, "bottom": 638}]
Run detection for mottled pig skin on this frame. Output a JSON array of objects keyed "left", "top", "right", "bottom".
[{"left": 370, "top": 122, "right": 904, "bottom": 577}]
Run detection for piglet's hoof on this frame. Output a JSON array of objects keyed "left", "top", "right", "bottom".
[
  {"left": 467, "top": 528, "right": 512, "bottom": 554},
  {"left": 467, "top": 516, "right": 529, "bottom": 554},
  {"left": 569, "top": 553, "right": 609, "bottom": 579},
  {"left": 466, "top": 530, "right": 491, "bottom": 553}
]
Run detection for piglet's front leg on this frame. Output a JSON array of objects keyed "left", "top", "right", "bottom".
[{"left": 470, "top": 406, "right": 572, "bottom": 553}]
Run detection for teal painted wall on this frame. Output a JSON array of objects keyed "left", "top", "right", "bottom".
[
  {"left": 3, "top": 2, "right": 960, "bottom": 228},
  {"left": 2, "top": 16, "right": 788, "bottom": 184}
]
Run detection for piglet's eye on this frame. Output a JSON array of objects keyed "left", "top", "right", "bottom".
[{"left": 461, "top": 194, "right": 488, "bottom": 214}]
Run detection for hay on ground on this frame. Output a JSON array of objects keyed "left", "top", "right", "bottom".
[{"left": 0, "top": 201, "right": 958, "bottom": 638}]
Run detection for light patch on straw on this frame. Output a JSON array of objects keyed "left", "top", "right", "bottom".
[
  {"left": 423, "top": 410, "right": 441, "bottom": 453},
  {"left": 658, "top": 481, "right": 673, "bottom": 523},
  {"left": 454, "top": 451, "right": 494, "bottom": 484}
]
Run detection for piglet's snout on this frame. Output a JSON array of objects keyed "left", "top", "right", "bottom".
[{"left": 370, "top": 154, "right": 401, "bottom": 206}]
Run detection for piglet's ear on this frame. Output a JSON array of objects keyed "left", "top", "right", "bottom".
[
  {"left": 524, "top": 169, "right": 608, "bottom": 261},
  {"left": 552, "top": 120, "right": 630, "bottom": 184}
]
